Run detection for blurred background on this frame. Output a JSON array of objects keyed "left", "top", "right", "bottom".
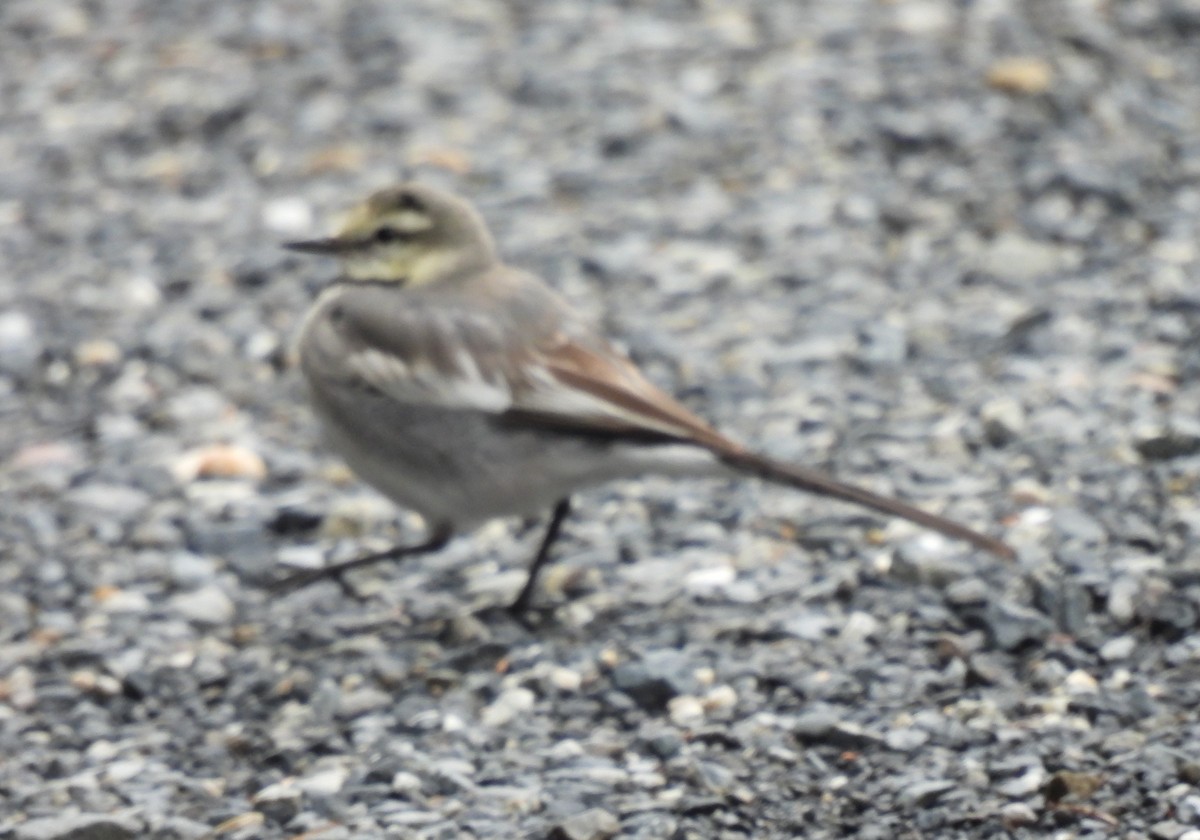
[{"left": 2, "top": 1, "right": 1200, "bottom": 838}]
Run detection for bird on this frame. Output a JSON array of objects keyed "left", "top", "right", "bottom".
[{"left": 282, "top": 182, "right": 1015, "bottom": 617}]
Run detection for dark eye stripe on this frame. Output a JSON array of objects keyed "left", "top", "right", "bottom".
[{"left": 373, "top": 226, "right": 407, "bottom": 243}]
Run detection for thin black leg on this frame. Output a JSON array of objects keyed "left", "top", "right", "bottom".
[
  {"left": 509, "top": 498, "right": 572, "bottom": 617},
  {"left": 273, "top": 526, "right": 453, "bottom": 593}
]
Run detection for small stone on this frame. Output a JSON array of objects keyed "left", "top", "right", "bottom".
[
  {"left": 839, "top": 611, "right": 880, "bottom": 644},
  {"left": 548, "top": 667, "right": 583, "bottom": 692},
  {"left": 252, "top": 780, "right": 303, "bottom": 821},
  {"left": 2, "top": 665, "right": 37, "bottom": 710},
  {"left": 980, "top": 397, "right": 1026, "bottom": 447},
  {"left": 683, "top": 563, "right": 736, "bottom": 595},
  {"left": 320, "top": 494, "right": 398, "bottom": 538},
  {"left": 667, "top": 695, "right": 706, "bottom": 726},
  {"left": 945, "top": 578, "right": 989, "bottom": 607},
  {"left": 885, "top": 727, "right": 930, "bottom": 752},
  {"left": 986, "top": 57, "right": 1054, "bottom": 94},
  {"left": 0, "top": 310, "right": 40, "bottom": 376},
  {"left": 70, "top": 670, "right": 123, "bottom": 697},
  {"left": 611, "top": 662, "right": 680, "bottom": 711},
  {"left": 93, "top": 587, "right": 152, "bottom": 614},
  {"left": 1177, "top": 795, "right": 1200, "bottom": 824},
  {"left": 644, "top": 731, "right": 684, "bottom": 760},
  {"left": 481, "top": 687, "right": 536, "bottom": 727},
  {"left": 1009, "top": 479, "right": 1052, "bottom": 506},
  {"left": 793, "top": 711, "right": 881, "bottom": 748},
  {"left": 1108, "top": 576, "right": 1140, "bottom": 623},
  {"left": 7, "top": 440, "right": 83, "bottom": 472},
  {"left": 1099, "top": 635, "right": 1137, "bottom": 661},
  {"left": 977, "top": 233, "right": 1063, "bottom": 282},
  {"left": 298, "top": 764, "right": 349, "bottom": 796},
  {"left": 392, "top": 771, "right": 422, "bottom": 794},
  {"left": 263, "top": 196, "right": 314, "bottom": 234},
  {"left": 74, "top": 339, "right": 122, "bottom": 367},
  {"left": 168, "top": 552, "right": 218, "bottom": 588},
  {"left": 173, "top": 444, "right": 267, "bottom": 482},
  {"left": 1135, "top": 430, "right": 1200, "bottom": 461},
  {"left": 899, "top": 778, "right": 956, "bottom": 807},
  {"left": 14, "top": 814, "right": 141, "bottom": 840},
  {"left": 999, "top": 802, "right": 1038, "bottom": 828},
  {"left": 169, "top": 585, "right": 236, "bottom": 626},
  {"left": 701, "top": 685, "right": 737, "bottom": 713},
  {"left": 996, "top": 766, "right": 1047, "bottom": 798},
  {"left": 984, "top": 599, "right": 1052, "bottom": 651},
  {"left": 550, "top": 808, "right": 620, "bottom": 840},
  {"left": 1150, "top": 821, "right": 1188, "bottom": 840},
  {"left": 1063, "top": 669, "right": 1099, "bottom": 694}
]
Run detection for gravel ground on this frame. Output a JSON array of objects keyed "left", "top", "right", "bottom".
[{"left": 3, "top": 1, "right": 1200, "bottom": 838}]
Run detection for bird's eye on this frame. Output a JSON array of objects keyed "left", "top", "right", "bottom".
[
  {"left": 373, "top": 226, "right": 405, "bottom": 243},
  {"left": 398, "top": 193, "right": 424, "bottom": 213}
]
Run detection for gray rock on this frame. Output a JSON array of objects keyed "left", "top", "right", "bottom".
[
  {"left": 169, "top": 585, "right": 235, "bottom": 625},
  {"left": 984, "top": 599, "right": 1053, "bottom": 651},
  {"left": 0, "top": 311, "right": 41, "bottom": 377},
  {"left": 899, "top": 779, "right": 957, "bottom": 808},
  {"left": 976, "top": 233, "right": 1064, "bottom": 281},
  {"left": 14, "top": 815, "right": 141, "bottom": 840},
  {"left": 1151, "top": 821, "right": 1189, "bottom": 840},
  {"left": 550, "top": 808, "right": 620, "bottom": 840}
]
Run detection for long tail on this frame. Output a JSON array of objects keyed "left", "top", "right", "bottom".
[{"left": 717, "top": 448, "right": 1016, "bottom": 560}]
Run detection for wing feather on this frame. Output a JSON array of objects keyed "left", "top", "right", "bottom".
[{"left": 304, "top": 278, "right": 739, "bottom": 453}]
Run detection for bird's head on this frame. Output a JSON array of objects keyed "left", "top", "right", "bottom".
[{"left": 286, "top": 183, "right": 497, "bottom": 286}]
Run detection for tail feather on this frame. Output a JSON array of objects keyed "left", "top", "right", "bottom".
[{"left": 718, "top": 448, "right": 1016, "bottom": 560}]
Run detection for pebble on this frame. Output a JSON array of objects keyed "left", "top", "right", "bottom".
[
  {"left": 550, "top": 808, "right": 620, "bottom": 840},
  {"left": 979, "top": 397, "right": 1026, "bottom": 447},
  {"left": 611, "top": 662, "right": 683, "bottom": 711},
  {"left": 172, "top": 444, "right": 267, "bottom": 482},
  {"left": 944, "top": 577, "right": 989, "bottom": 607},
  {"left": 252, "top": 780, "right": 303, "bottom": 821},
  {"left": 839, "top": 610, "right": 880, "bottom": 644},
  {"left": 899, "top": 779, "right": 956, "bottom": 807},
  {"left": 885, "top": 727, "right": 930, "bottom": 752},
  {"left": 169, "top": 585, "right": 235, "bottom": 626},
  {"left": 1099, "top": 635, "right": 1137, "bottom": 662},
  {"left": 481, "top": 687, "right": 536, "bottom": 728},
  {"left": 1151, "top": 821, "right": 1189, "bottom": 840},
  {"left": 976, "top": 233, "right": 1063, "bottom": 281},
  {"left": 986, "top": 57, "right": 1054, "bottom": 94},
  {"left": 683, "top": 563, "right": 737, "bottom": 595},
  {"left": 1063, "top": 669, "right": 1099, "bottom": 695},
  {"left": 13, "top": 814, "right": 141, "bottom": 840},
  {"left": 0, "top": 311, "right": 40, "bottom": 376},
  {"left": 298, "top": 763, "right": 350, "bottom": 796},
  {"left": 262, "top": 196, "right": 314, "bottom": 234},
  {"left": 983, "top": 599, "right": 1053, "bottom": 651},
  {"left": 1108, "top": 576, "right": 1141, "bottom": 623},
  {"left": 667, "top": 695, "right": 706, "bottom": 726},
  {"left": 999, "top": 801, "right": 1039, "bottom": 828}
]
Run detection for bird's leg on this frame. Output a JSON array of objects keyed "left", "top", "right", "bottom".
[
  {"left": 273, "top": 526, "right": 453, "bottom": 593},
  {"left": 508, "top": 498, "right": 572, "bottom": 617}
]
